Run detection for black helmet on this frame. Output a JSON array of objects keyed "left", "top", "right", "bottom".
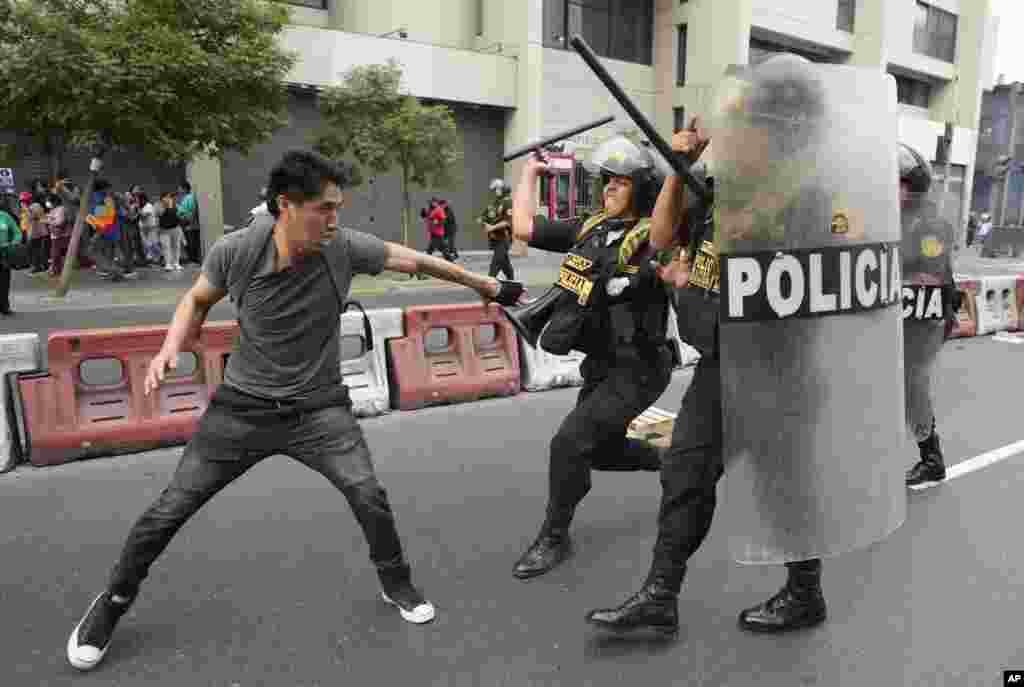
[
  {"left": 898, "top": 143, "right": 932, "bottom": 194},
  {"left": 584, "top": 136, "right": 663, "bottom": 216}
]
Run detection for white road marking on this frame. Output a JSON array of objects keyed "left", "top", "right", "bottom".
[{"left": 943, "top": 439, "right": 1024, "bottom": 482}]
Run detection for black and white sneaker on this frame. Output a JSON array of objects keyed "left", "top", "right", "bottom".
[
  {"left": 381, "top": 583, "right": 436, "bottom": 624},
  {"left": 67, "top": 592, "right": 131, "bottom": 671}
]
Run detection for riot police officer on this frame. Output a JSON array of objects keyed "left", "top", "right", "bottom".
[
  {"left": 900, "top": 144, "right": 955, "bottom": 489},
  {"left": 586, "top": 55, "right": 906, "bottom": 636},
  {"left": 507, "top": 136, "right": 676, "bottom": 580}
]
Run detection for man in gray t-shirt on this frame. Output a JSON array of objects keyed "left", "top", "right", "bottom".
[{"left": 68, "top": 150, "right": 523, "bottom": 672}]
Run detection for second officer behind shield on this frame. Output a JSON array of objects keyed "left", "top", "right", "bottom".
[
  {"left": 506, "top": 136, "right": 676, "bottom": 580},
  {"left": 899, "top": 144, "right": 956, "bottom": 489}
]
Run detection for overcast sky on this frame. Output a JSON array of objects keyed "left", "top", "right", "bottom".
[{"left": 992, "top": 0, "right": 1023, "bottom": 83}]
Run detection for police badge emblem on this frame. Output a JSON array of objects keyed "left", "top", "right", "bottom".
[
  {"left": 920, "top": 235, "right": 944, "bottom": 258},
  {"left": 830, "top": 210, "right": 850, "bottom": 235}
]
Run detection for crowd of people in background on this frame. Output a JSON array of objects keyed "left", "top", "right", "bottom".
[{"left": 0, "top": 172, "right": 199, "bottom": 313}]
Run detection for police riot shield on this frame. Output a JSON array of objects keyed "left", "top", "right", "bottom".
[{"left": 711, "top": 56, "right": 906, "bottom": 564}]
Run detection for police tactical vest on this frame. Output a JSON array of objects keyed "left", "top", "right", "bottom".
[{"left": 541, "top": 212, "right": 668, "bottom": 357}]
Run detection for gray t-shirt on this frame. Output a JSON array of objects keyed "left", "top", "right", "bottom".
[{"left": 203, "top": 215, "right": 389, "bottom": 400}]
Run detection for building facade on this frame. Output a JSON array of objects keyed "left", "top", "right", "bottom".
[
  {"left": 974, "top": 80, "right": 1024, "bottom": 226},
  {"left": 14, "top": 1, "right": 994, "bottom": 252}
]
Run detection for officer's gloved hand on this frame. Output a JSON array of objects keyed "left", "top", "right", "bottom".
[{"left": 493, "top": 279, "right": 526, "bottom": 306}]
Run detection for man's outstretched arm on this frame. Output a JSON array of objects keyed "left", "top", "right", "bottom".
[{"left": 382, "top": 241, "right": 523, "bottom": 304}]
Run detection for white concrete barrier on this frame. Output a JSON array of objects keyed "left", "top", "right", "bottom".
[
  {"left": 0, "top": 333, "right": 41, "bottom": 473},
  {"left": 340, "top": 307, "right": 404, "bottom": 417},
  {"left": 975, "top": 275, "right": 1019, "bottom": 335}
]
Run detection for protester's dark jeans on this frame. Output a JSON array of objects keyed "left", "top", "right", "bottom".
[{"left": 107, "top": 386, "right": 408, "bottom": 599}]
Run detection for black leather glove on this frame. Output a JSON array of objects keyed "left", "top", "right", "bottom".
[{"left": 493, "top": 279, "right": 526, "bottom": 306}]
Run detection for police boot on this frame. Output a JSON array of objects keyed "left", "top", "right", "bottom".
[
  {"left": 906, "top": 431, "right": 946, "bottom": 490},
  {"left": 512, "top": 518, "right": 573, "bottom": 580},
  {"left": 584, "top": 571, "right": 681, "bottom": 636},
  {"left": 738, "top": 559, "right": 827, "bottom": 633}
]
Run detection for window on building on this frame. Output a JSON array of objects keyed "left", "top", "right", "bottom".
[
  {"left": 836, "top": 0, "right": 855, "bottom": 32},
  {"left": 575, "top": 162, "right": 597, "bottom": 214},
  {"left": 543, "top": 0, "right": 654, "bottom": 65},
  {"left": 677, "top": 25, "right": 687, "bottom": 86},
  {"left": 748, "top": 38, "right": 837, "bottom": 65},
  {"left": 673, "top": 107, "right": 687, "bottom": 132},
  {"left": 282, "top": 0, "right": 327, "bottom": 8},
  {"left": 894, "top": 74, "right": 933, "bottom": 108},
  {"left": 913, "top": 2, "right": 957, "bottom": 63}
]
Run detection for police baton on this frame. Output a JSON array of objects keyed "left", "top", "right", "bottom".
[
  {"left": 502, "top": 115, "right": 616, "bottom": 162},
  {"left": 569, "top": 34, "right": 712, "bottom": 204}
]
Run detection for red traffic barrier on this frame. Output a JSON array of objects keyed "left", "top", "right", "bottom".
[
  {"left": 19, "top": 324, "right": 230, "bottom": 467},
  {"left": 387, "top": 303, "right": 520, "bottom": 411},
  {"left": 948, "top": 278, "right": 979, "bottom": 339}
]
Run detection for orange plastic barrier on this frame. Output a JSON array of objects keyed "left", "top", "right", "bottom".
[
  {"left": 18, "top": 323, "right": 235, "bottom": 467},
  {"left": 948, "top": 278, "right": 979, "bottom": 339},
  {"left": 387, "top": 303, "right": 520, "bottom": 411}
]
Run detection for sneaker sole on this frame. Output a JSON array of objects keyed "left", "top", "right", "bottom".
[
  {"left": 907, "top": 479, "right": 945, "bottom": 491},
  {"left": 67, "top": 593, "right": 111, "bottom": 671},
  {"left": 380, "top": 591, "right": 436, "bottom": 624}
]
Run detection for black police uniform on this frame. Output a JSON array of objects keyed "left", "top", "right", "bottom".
[{"left": 511, "top": 211, "right": 676, "bottom": 580}]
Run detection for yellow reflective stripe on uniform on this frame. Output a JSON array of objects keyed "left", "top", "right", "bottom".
[
  {"left": 618, "top": 218, "right": 651, "bottom": 269},
  {"left": 576, "top": 211, "right": 608, "bottom": 241}
]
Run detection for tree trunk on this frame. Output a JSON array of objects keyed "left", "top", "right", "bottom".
[
  {"left": 55, "top": 131, "right": 111, "bottom": 297},
  {"left": 401, "top": 166, "right": 411, "bottom": 248},
  {"left": 44, "top": 130, "right": 65, "bottom": 186}
]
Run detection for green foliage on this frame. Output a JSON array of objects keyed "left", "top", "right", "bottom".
[
  {"left": 314, "top": 60, "right": 463, "bottom": 245},
  {"left": 0, "top": 0, "right": 298, "bottom": 163}
]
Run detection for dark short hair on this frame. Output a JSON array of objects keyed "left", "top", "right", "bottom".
[
  {"left": 94, "top": 178, "right": 111, "bottom": 192},
  {"left": 265, "top": 150, "right": 353, "bottom": 217},
  {"left": 178, "top": 180, "right": 192, "bottom": 193}
]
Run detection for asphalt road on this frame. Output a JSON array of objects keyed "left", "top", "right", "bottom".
[{"left": 2, "top": 334, "right": 1023, "bottom": 686}]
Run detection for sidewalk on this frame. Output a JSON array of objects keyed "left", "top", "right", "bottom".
[{"left": 8, "top": 251, "right": 565, "bottom": 312}]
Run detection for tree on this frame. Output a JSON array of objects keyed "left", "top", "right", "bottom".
[
  {"left": 314, "top": 60, "right": 462, "bottom": 248},
  {"left": 0, "top": 0, "right": 298, "bottom": 295}
]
